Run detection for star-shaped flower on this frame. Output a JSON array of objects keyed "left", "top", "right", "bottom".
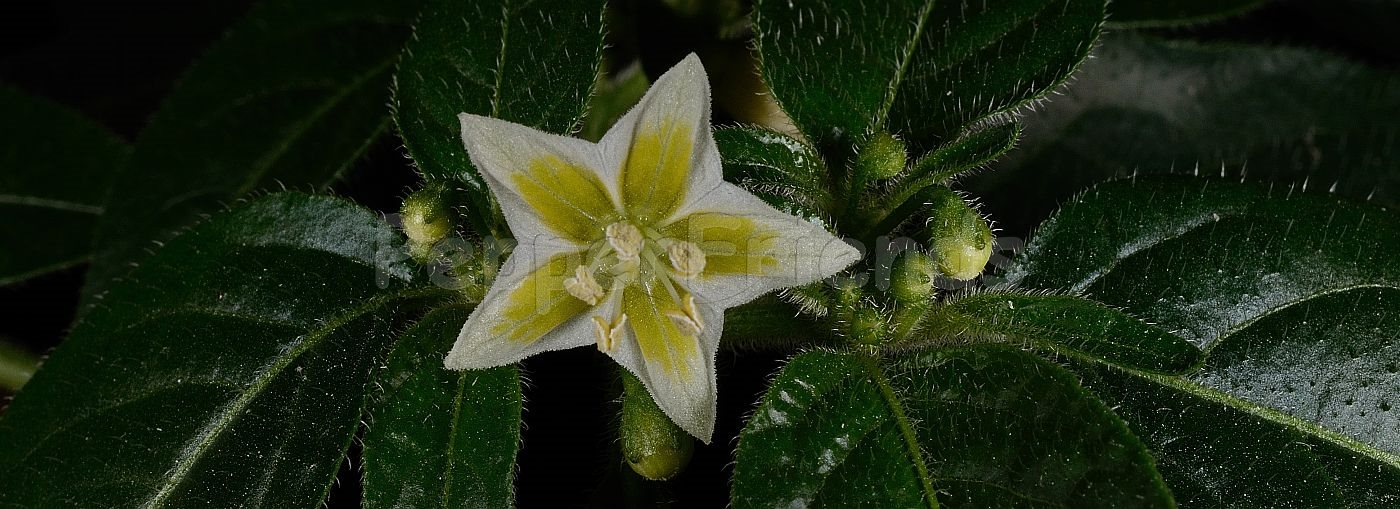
[{"left": 444, "top": 54, "right": 860, "bottom": 442}]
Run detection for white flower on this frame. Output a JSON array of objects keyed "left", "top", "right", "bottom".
[{"left": 444, "top": 54, "right": 860, "bottom": 442}]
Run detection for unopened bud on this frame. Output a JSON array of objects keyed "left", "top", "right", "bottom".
[
  {"left": 401, "top": 183, "right": 457, "bottom": 261},
  {"left": 923, "top": 187, "right": 993, "bottom": 281},
  {"left": 856, "top": 132, "right": 907, "bottom": 180},
  {"left": 620, "top": 372, "right": 693, "bottom": 480},
  {"left": 849, "top": 305, "right": 885, "bottom": 345},
  {"left": 890, "top": 251, "right": 938, "bottom": 303}
]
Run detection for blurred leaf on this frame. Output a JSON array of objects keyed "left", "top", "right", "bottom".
[
  {"left": 732, "top": 347, "right": 1172, "bottom": 508},
  {"left": 973, "top": 34, "right": 1400, "bottom": 234},
  {"left": 1008, "top": 177, "right": 1400, "bottom": 504},
  {"left": 393, "top": 0, "right": 607, "bottom": 234},
  {"left": 925, "top": 291, "right": 1201, "bottom": 373},
  {"left": 0, "top": 85, "right": 128, "bottom": 285},
  {"left": 0, "top": 193, "right": 448, "bottom": 507},
  {"left": 1107, "top": 0, "right": 1268, "bottom": 28},
  {"left": 84, "top": 0, "right": 424, "bottom": 305},
  {"left": 582, "top": 64, "right": 649, "bottom": 142},
  {"left": 363, "top": 305, "right": 520, "bottom": 509},
  {"left": 0, "top": 339, "right": 39, "bottom": 392},
  {"left": 753, "top": 0, "right": 1106, "bottom": 153}
]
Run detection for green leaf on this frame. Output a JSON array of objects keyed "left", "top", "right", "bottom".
[
  {"left": 924, "top": 291, "right": 1201, "bottom": 373},
  {"left": 733, "top": 347, "right": 1172, "bottom": 508},
  {"left": 1072, "top": 352, "right": 1400, "bottom": 507},
  {"left": 884, "top": 0, "right": 1106, "bottom": 151},
  {"left": 720, "top": 295, "right": 826, "bottom": 351},
  {"left": 753, "top": 0, "right": 1106, "bottom": 152},
  {"left": 0, "top": 193, "right": 448, "bottom": 507},
  {"left": 1006, "top": 176, "right": 1400, "bottom": 349},
  {"left": 393, "top": 0, "right": 607, "bottom": 233},
  {"left": 973, "top": 34, "right": 1400, "bottom": 232},
  {"left": 714, "top": 125, "right": 830, "bottom": 217},
  {"left": 84, "top": 0, "right": 423, "bottom": 305},
  {"left": 363, "top": 305, "right": 520, "bottom": 508},
  {"left": 906, "top": 121, "right": 1022, "bottom": 187},
  {"left": 0, "top": 84, "right": 129, "bottom": 285},
  {"left": 1008, "top": 176, "right": 1400, "bottom": 504},
  {"left": 1107, "top": 0, "right": 1269, "bottom": 28}
]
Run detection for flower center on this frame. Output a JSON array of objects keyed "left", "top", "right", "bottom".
[{"left": 564, "top": 221, "right": 709, "bottom": 352}]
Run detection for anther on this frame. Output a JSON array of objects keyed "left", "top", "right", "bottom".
[
  {"left": 593, "top": 314, "right": 629, "bottom": 352},
  {"left": 665, "top": 295, "right": 704, "bottom": 336},
  {"left": 666, "top": 241, "right": 706, "bottom": 279},
  {"left": 605, "top": 222, "right": 644, "bottom": 262},
  {"left": 563, "top": 265, "right": 605, "bottom": 305}
]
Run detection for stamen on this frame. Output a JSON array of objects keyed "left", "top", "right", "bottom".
[
  {"left": 666, "top": 240, "right": 707, "bottom": 279},
  {"left": 563, "top": 265, "right": 605, "bottom": 305},
  {"left": 605, "top": 222, "right": 644, "bottom": 262},
  {"left": 665, "top": 294, "right": 705, "bottom": 336},
  {"left": 592, "top": 316, "right": 610, "bottom": 352},
  {"left": 593, "top": 314, "right": 629, "bottom": 352}
]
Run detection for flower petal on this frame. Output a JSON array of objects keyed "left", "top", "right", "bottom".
[
  {"left": 459, "top": 113, "right": 619, "bottom": 244},
  {"left": 601, "top": 53, "right": 722, "bottom": 225},
  {"left": 607, "top": 281, "right": 719, "bottom": 443},
  {"left": 659, "top": 182, "right": 861, "bottom": 308},
  {"left": 445, "top": 241, "right": 602, "bottom": 370}
]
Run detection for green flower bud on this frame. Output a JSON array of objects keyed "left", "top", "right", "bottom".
[
  {"left": 890, "top": 251, "right": 938, "bottom": 303},
  {"left": 923, "top": 187, "right": 993, "bottom": 281},
  {"left": 856, "top": 132, "right": 908, "bottom": 180},
  {"left": 849, "top": 305, "right": 886, "bottom": 346},
  {"left": 833, "top": 276, "right": 864, "bottom": 309},
  {"left": 400, "top": 183, "right": 456, "bottom": 261},
  {"left": 621, "top": 372, "right": 693, "bottom": 480}
]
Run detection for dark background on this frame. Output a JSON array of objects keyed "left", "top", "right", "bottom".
[{"left": 1, "top": 1, "right": 1395, "bottom": 507}]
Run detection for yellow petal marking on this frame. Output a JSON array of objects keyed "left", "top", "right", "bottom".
[
  {"left": 659, "top": 212, "right": 779, "bottom": 276},
  {"left": 494, "top": 252, "right": 592, "bottom": 343},
  {"left": 511, "top": 155, "right": 617, "bottom": 242},
  {"left": 622, "top": 284, "right": 700, "bottom": 380},
  {"left": 621, "top": 117, "right": 692, "bottom": 224}
]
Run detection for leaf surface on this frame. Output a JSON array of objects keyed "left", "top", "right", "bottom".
[
  {"left": 974, "top": 35, "right": 1400, "bottom": 233},
  {"left": 926, "top": 291, "right": 1200, "bottom": 373},
  {"left": 733, "top": 347, "right": 1172, "bottom": 508},
  {"left": 753, "top": 0, "right": 1105, "bottom": 152},
  {"left": 715, "top": 125, "right": 829, "bottom": 217},
  {"left": 0, "top": 193, "right": 444, "bottom": 507},
  {"left": 363, "top": 305, "right": 520, "bottom": 509},
  {"left": 393, "top": 0, "right": 607, "bottom": 232},
  {"left": 1008, "top": 176, "right": 1400, "bottom": 504},
  {"left": 85, "top": 0, "right": 423, "bottom": 304},
  {"left": 0, "top": 85, "right": 129, "bottom": 285}
]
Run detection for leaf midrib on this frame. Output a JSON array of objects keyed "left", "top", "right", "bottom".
[
  {"left": 860, "top": 355, "right": 941, "bottom": 509},
  {"left": 140, "top": 285, "right": 448, "bottom": 508},
  {"left": 0, "top": 194, "right": 103, "bottom": 214},
  {"left": 1077, "top": 349, "right": 1400, "bottom": 471},
  {"left": 231, "top": 58, "right": 398, "bottom": 197},
  {"left": 874, "top": 0, "right": 936, "bottom": 128}
]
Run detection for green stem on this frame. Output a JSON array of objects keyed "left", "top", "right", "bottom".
[{"left": 0, "top": 340, "right": 39, "bottom": 392}]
